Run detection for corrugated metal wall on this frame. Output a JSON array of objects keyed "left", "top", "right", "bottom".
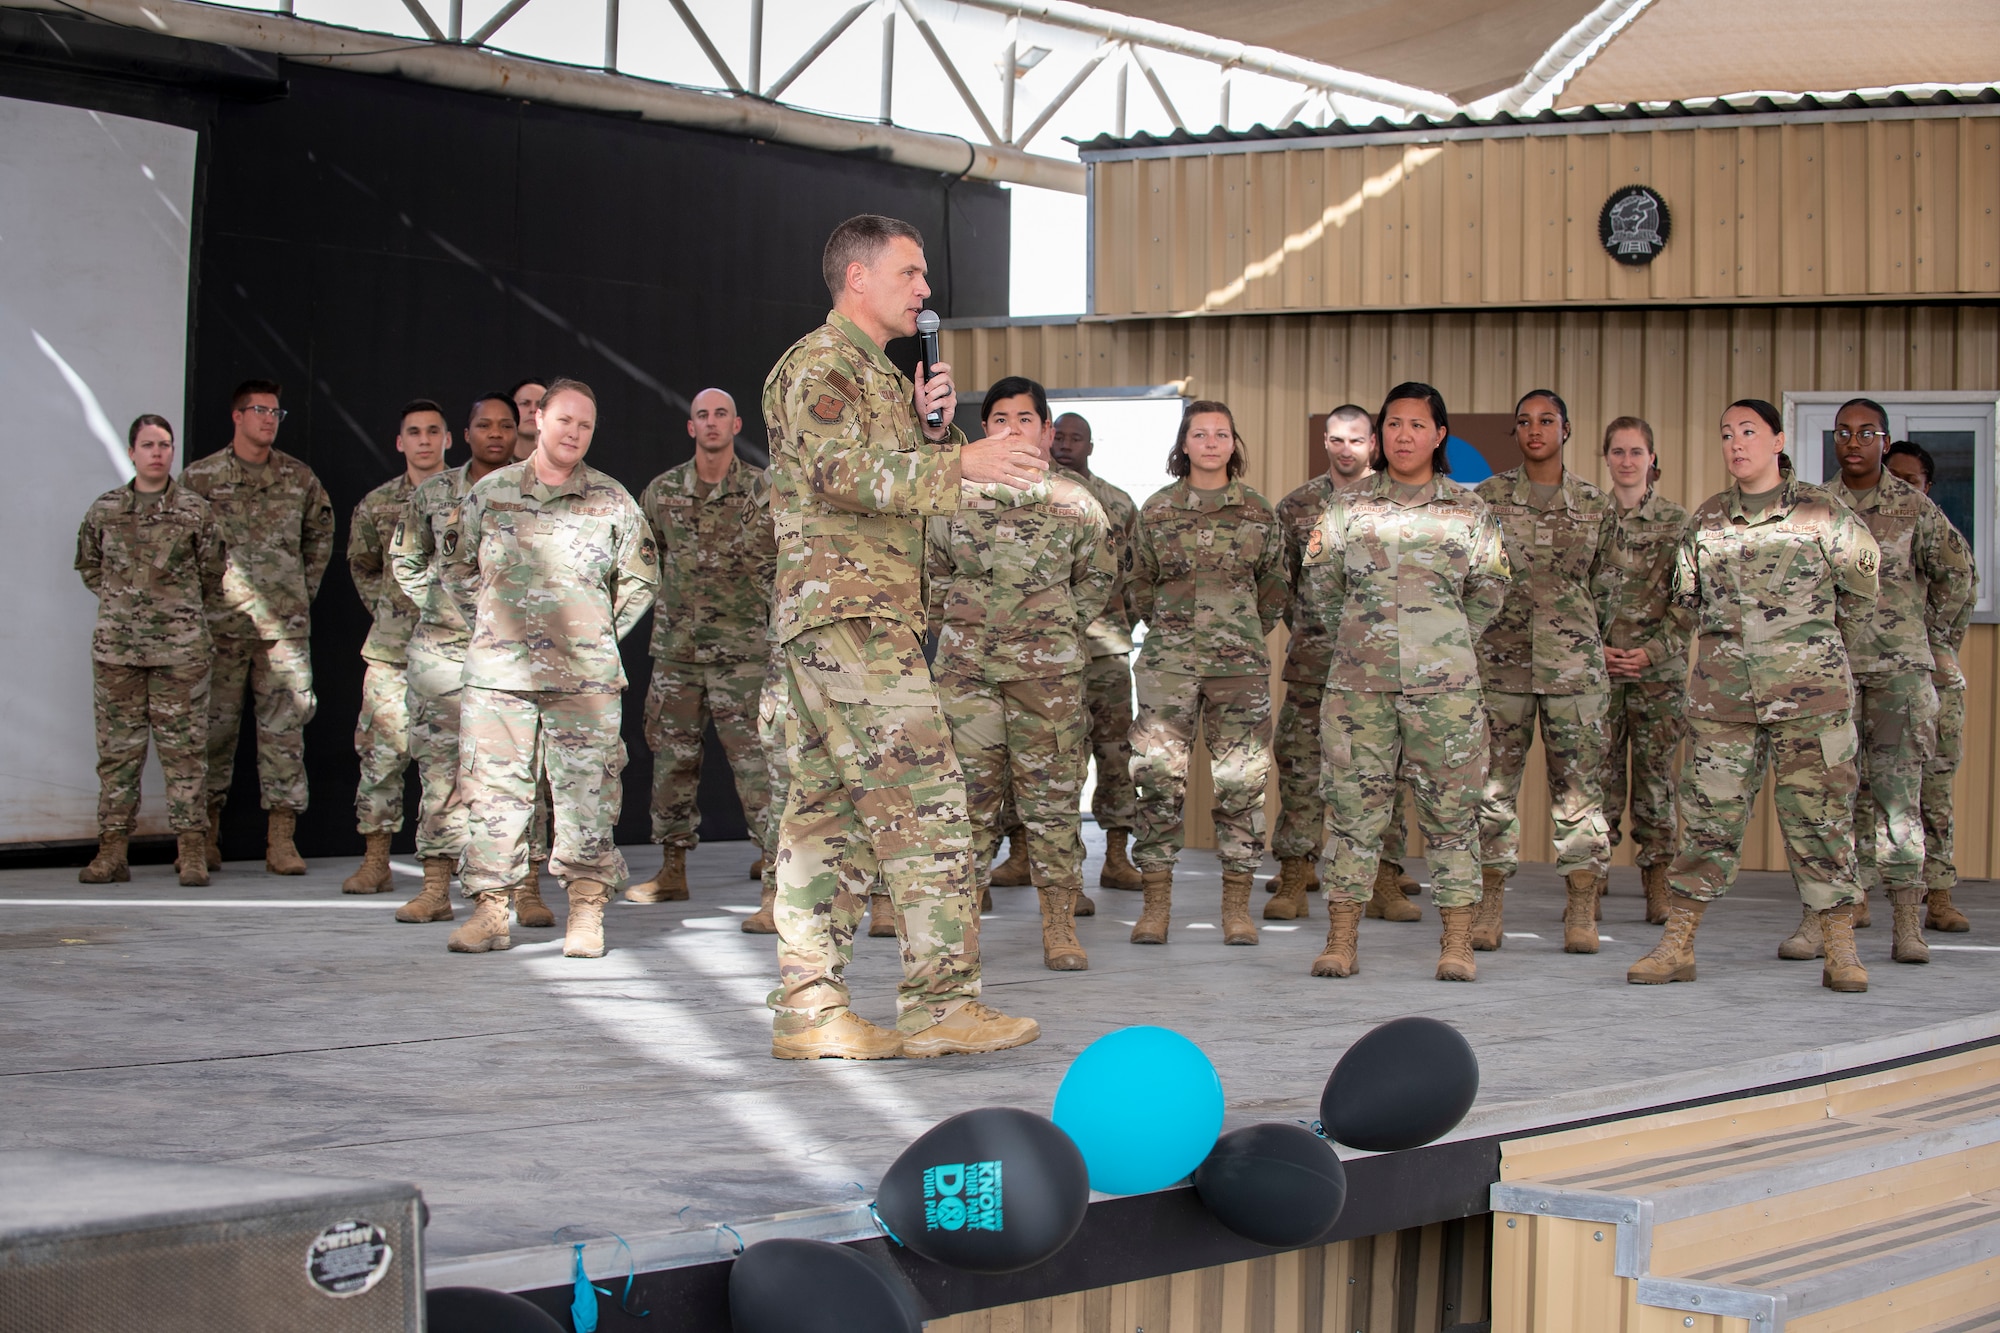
[
  {"left": 942, "top": 304, "right": 2000, "bottom": 875},
  {"left": 1089, "top": 115, "right": 2000, "bottom": 317}
]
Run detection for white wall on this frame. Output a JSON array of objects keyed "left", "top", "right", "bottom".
[{"left": 0, "top": 96, "right": 197, "bottom": 842}]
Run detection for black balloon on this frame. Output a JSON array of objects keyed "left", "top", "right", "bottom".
[
  {"left": 1193, "top": 1122, "right": 1349, "bottom": 1248},
  {"left": 1321, "top": 1016, "right": 1479, "bottom": 1152},
  {"left": 874, "top": 1106, "right": 1089, "bottom": 1274},
  {"left": 729, "top": 1239, "right": 921, "bottom": 1333},
  {"left": 426, "top": 1287, "right": 566, "bottom": 1333}
]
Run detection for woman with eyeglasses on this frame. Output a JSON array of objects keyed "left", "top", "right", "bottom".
[{"left": 1627, "top": 399, "right": 1882, "bottom": 992}]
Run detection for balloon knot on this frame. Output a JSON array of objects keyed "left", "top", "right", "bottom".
[{"left": 867, "top": 1201, "right": 906, "bottom": 1249}]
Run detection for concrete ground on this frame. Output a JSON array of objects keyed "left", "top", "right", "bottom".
[{"left": 3, "top": 828, "right": 1994, "bottom": 1271}]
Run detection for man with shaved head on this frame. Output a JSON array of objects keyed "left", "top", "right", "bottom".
[{"left": 627, "top": 387, "right": 779, "bottom": 904}]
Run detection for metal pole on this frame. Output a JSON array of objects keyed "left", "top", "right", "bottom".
[
  {"left": 764, "top": 2, "right": 870, "bottom": 101},
  {"left": 1000, "top": 16, "right": 1017, "bottom": 144},
  {"left": 879, "top": 1, "right": 895, "bottom": 124},
  {"left": 1217, "top": 69, "right": 1229, "bottom": 129},
  {"left": 447, "top": 0, "right": 460, "bottom": 41},
  {"left": 1012, "top": 39, "right": 1110, "bottom": 148},
  {"left": 1114, "top": 56, "right": 1126, "bottom": 138},
  {"left": 603, "top": 0, "right": 618, "bottom": 72},
  {"left": 748, "top": 0, "right": 763, "bottom": 93}
]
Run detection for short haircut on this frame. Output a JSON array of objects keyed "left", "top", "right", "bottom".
[
  {"left": 1602, "top": 415, "right": 1656, "bottom": 455},
  {"left": 1054, "top": 411, "right": 1093, "bottom": 440},
  {"left": 1887, "top": 438, "right": 1936, "bottom": 486},
  {"left": 470, "top": 391, "right": 518, "bottom": 424},
  {"left": 510, "top": 378, "right": 548, "bottom": 400},
  {"left": 1371, "top": 382, "right": 1452, "bottom": 475},
  {"left": 822, "top": 214, "right": 924, "bottom": 303},
  {"left": 1168, "top": 399, "right": 1246, "bottom": 480},
  {"left": 127, "top": 413, "right": 174, "bottom": 447},
  {"left": 231, "top": 378, "right": 281, "bottom": 410},
  {"left": 1837, "top": 396, "right": 1892, "bottom": 433},
  {"left": 398, "top": 398, "right": 446, "bottom": 428},
  {"left": 1325, "top": 404, "right": 1372, "bottom": 430},
  {"left": 540, "top": 377, "right": 596, "bottom": 411},
  {"left": 982, "top": 375, "right": 1050, "bottom": 424}
]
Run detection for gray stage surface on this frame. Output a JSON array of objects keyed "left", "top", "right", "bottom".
[{"left": 4, "top": 829, "right": 1994, "bottom": 1288}]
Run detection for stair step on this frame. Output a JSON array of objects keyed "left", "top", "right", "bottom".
[{"left": 1909, "top": 1300, "right": 2000, "bottom": 1333}]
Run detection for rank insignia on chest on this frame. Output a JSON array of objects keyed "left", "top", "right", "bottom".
[
  {"left": 809, "top": 393, "right": 846, "bottom": 424},
  {"left": 996, "top": 523, "right": 1017, "bottom": 543},
  {"left": 1197, "top": 529, "right": 1214, "bottom": 548},
  {"left": 1535, "top": 525, "right": 1554, "bottom": 546}
]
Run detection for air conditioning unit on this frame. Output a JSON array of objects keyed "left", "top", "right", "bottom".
[{"left": 0, "top": 1149, "right": 424, "bottom": 1332}]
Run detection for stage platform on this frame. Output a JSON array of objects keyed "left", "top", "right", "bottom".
[{"left": 3, "top": 829, "right": 1996, "bottom": 1322}]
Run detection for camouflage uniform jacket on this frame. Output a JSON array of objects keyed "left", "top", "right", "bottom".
[
  {"left": 640, "top": 455, "right": 776, "bottom": 665},
  {"left": 74, "top": 478, "right": 221, "bottom": 667},
  {"left": 926, "top": 472, "right": 1116, "bottom": 682},
  {"left": 440, "top": 460, "right": 659, "bottom": 694},
  {"left": 1934, "top": 522, "right": 1978, "bottom": 691},
  {"left": 180, "top": 446, "right": 334, "bottom": 640},
  {"left": 350, "top": 473, "right": 422, "bottom": 666},
  {"left": 1833, "top": 472, "right": 1975, "bottom": 676},
  {"left": 1594, "top": 484, "right": 1691, "bottom": 684},
  {"left": 1662, "top": 478, "right": 1882, "bottom": 725},
  {"left": 762, "top": 310, "right": 967, "bottom": 644},
  {"left": 389, "top": 462, "right": 479, "bottom": 692},
  {"left": 1278, "top": 473, "right": 1341, "bottom": 685},
  {"left": 1299, "top": 471, "right": 1512, "bottom": 695},
  {"left": 1061, "top": 466, "right": 1140, "bottom": 658},
  {"left": 1474, "top": 467, "right": 1617, "bottom": 695},
  {"left": 1130, "top": 478, "right": 1286, "bottom": 677}
]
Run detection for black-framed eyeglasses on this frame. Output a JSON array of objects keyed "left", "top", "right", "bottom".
[
  {"left": 1831, "top": 426, "right": 1887, "bottom": 443},
  {"left": 242, "top": 405, "right": 288, "bottom": 422}
]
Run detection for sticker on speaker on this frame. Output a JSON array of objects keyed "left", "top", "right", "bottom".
[{"left": 305, "top": 1219, "right": 393, "bottom": 1297}]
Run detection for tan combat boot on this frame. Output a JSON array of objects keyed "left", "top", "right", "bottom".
[
  {"left": 1562, "top": 869, "right": 1601, "bottom": 954},
  {"left": 447, "top": 891, "right": 512, "bottom": 953},
  {"left": 513, "top": 875, "right": 555, "bottom": 927},
  {"left": 1853, "top": 888, "right": 1872, "bottom": 928},
  {"left": 1365, "top": 859, "right": 1422, "bottom": 922},
  {"left": 1926, "top": 884, "right": 1971, "bottom": 932},
  {"left": 742, "top": 882, "right": 778, "bottom": 934},
  {"left": 1393, "top": 861, "right": 1422, "bottom": 895},
  {"left": 341, "top": 831, "right": 394, "bottom": 894},
  {"left": 990, "top": 830, "right": 1031, "bottom": 887},
  {"left": 1889, "top": 888, "right": 1929, "bottom": 965},
  {"left": 78, "top": 830, "right": 130, "bottom": 884},
  {"left": 396, "top": 857, "right": 455, "bottom": 923},
  {"left": 1073, "top": 889, "right": 1095, "bottom": 917},
  {"left": 1099, "top": 830, "right": 1143, "bottom": 890},
  {"left": 747, "top": 855, "right": 764, "bottom": 881},
  {"left": 204, "top": 802, "right": 223, "bottom": 871},
  {"left": 868, "top": 892, "right": 897, "bottom": 937},
  {"left": 772, "top": 1010, "right": 903, "bottom": 1061},
  {"left": 1627, "top": 898, "right": 1707, "bottom": 984},
  {"left": 1037, "top": 886, "right": 1088, "bottom": 971},
  {"left": 1131, "top": 866, "right": 1172, "bottom": 944},
  {"left": 1310, "top": 900, "right": 1364, "bottom": 977},
  {"left": 563, "top": 880, "right": 611, "bottom": 957},
  {"left": 1264, "top": 857, "right": 1314, "bottom": 920},
  {"left": 265, "top": 808, "right": 307, "bottom": 875},
  {"left": 1822, "top": 904, "right": 1868, "bottom": 991},
  {"left": 1436, "top": 905, "right": 1477, "bottom": 981},
  {"left": 1470, "top": 867, "right": 1506, "bottom": 950},
  {"left": 1641, "top": 862, "right": 1671, "bottom": 924},
  {"left": 903, "top": 1000, "right": 1040, "bottom": 1058},
  {"left": 1220, "top": 871, "right": 1259, "bottom": 945},
  {"left": 1777, "top": 903, "right": 1825, "bottom": 959},
  {"left": 175, "top": 830, "right": 209, "bottom": 888},
  {"left": 624, "top": 844, "right": 689, "bottom": 903}
]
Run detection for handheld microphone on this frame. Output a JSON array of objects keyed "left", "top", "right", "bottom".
[{"left": 915, "top": 309, "right": 943, "bottom": 429}]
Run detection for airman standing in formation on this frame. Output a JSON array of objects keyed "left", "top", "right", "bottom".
[
  {"left": 439, "top": 379, "right": 659, "bottom": 960},
  {"left": 386, "top": 392, "right": 529, "bottom": 926},
  {"left": 74, "top": 415, "right": 222, "bottom": 887},
  {"left": 627, "top": 388, "right": 777, "bottom": 905},
  {"left": 1628, "top": 400, "right": 1881, "bottom": 991},
  {"left": 181, "top": 379, "right": 335, "bottom": 876},
  {"left": 341, "top": 400, "right": 450, "bottom": 895},
  {"left": 928, "top": 378, "right": 1115, "bottom": 972}
]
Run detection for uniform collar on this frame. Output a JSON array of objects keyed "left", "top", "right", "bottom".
[
  {"left": 1507, "top": 465, "right": 1581, "bottom": 511},
  {"left": 219, "top": 446, "right": 283, "bottom": 486},
  {"left": 1724, "top": 474, "right": 1805, "bottom": 524},
  {"left": 674, "top": 454, "right": 747, "bottom": 496},
  {"left": 1171, "top": 477, "right": 1247, "bottom": 510},
  {"left": 122, "top": 477, "right": 180, "bottom": 511},
  {"left": 826, "top": 310, "right": 903, "bottom": 380},
  {"left": 1364, "top": 469, "right": 1440, "bottom": 508},
  {"left": 1837, "top": 470, "right": 1910, "bottom": 512},
  {"left": 525, "top": 460, "right": 592, "bottom": 502}
]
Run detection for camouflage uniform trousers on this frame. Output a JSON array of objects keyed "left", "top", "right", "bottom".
[
  {"left": 1275, "top": 680, "right": 1411, "bottom": 863},
  {"left": 643, "top": 658, "right": 771, "bottom": 851},
  {"left": 1084, "top": 652, "right": 1138, "bottom": 832},
  {"left": 1667, "top": 710, "right": 1863, "bottom": 911},
  {"left": 403, "top": 678, "right": 468, "bottom": 862},
  {"left": 757, "top": 656, "right": 793, "bottom": 904},
  {"left": 93, "top": 659, "right": 210, "bottom": 832},
  {"left": 1853, "top": 671, "right": 1939, "bottom": 894},
  {"left": 941, "top": 673, "right": 1089, "bottom": 895},
  {"left": 1478, "top": 690, "right": 1611, "bottom": 879},
  {"left": 1922, "top": 684, "right": 1964, "bottom": 894},
  {"left": 772, "top": 617, "right": 978, "bottom": 1036},
  {"left": 206, "top": 636, "right": 315, "bottom": 812},
  {"left": 1602, "top": 680, "right": 1685, "bottom": 868},
  {"left": 1129, "top": 667, "right": 1273, "bottom": 875},
  {"left": 1320, "top": 689, "right": 1489, "bottom": 909},
  {"left": 455, "top": 686, "right": 628, "bottom": 896},
  {"left": 353, "top": 662, "right": 412, "bottom": 835}
]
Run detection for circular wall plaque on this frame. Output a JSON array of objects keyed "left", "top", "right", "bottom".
[{"left": 1599, "top": 185, "right": 1671, "bottom": 265}]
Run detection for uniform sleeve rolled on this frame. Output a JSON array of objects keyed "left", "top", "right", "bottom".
[
  {"left": 303, "top": 475, "right": 337, "bottom": 603},
  {"left": 789, "top": 370, "right": 964, "bottom": 516}
]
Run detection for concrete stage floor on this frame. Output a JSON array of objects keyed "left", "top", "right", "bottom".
[{"left": 3, "top": 829, "right": 1995, "bottom": 1287}]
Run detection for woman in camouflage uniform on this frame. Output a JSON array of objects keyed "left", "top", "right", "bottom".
[
  {"left": 1126, "top": 401, "right": 1287, "bottom": 947},
  {"left": 1298, "top": 383, "right": 1512, "bottom": 981}
]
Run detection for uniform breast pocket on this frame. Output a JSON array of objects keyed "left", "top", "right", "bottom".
[
  {"left": 1228, "top": 521, "right": 1269, "bottom": 570},
  {"left": 98, "top": 520, "right": 144, "bottom": 588}
]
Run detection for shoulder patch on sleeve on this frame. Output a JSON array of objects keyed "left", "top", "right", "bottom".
[
  {"left": 1856, "top": 544, "right": 1879, "bottom": 576},
  {"left": 808, "top": 389, "right": 847, "bottom": 425},
  {"left": 640, "top": 536, "right": 658, "bottom": 567}
]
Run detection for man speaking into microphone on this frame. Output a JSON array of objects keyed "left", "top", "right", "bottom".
[{"left": 761, "top": 214, "right": 1049, "bottom": 1061}]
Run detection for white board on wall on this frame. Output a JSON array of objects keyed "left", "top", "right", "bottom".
[{"left": 0, "top": 96, "right": 198, "bottom": 843}]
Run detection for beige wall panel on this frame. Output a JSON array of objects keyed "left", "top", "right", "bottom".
[
  {"left": 1745, "top": 127, "right": 1786, "bottom": 298},
  {"left": 1869, "top": 118, "right": 1917, "bottom": 294},
  {"left": 1779, "top": 123, "right": 1826, "bottom": 297},
  {"left": 1690, "top": 128, "right": 1736, "bottom": 299},
  {"left": 1913, "top": 118, "right": 1958, "bottom": 293},
  {"left": 1568, "top": 132, "right": 1612, "bottom": 304},
  {"left": 1963, "top": 121, "right": 2000, "bottom": 290},
  {"left": 1483, "top": 136, "right": 1526, "bottom": 306}
]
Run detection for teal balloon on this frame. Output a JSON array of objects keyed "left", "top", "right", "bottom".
[{"left": 1052, "top": 1026, "right": 1225, "bottom": 1195}]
